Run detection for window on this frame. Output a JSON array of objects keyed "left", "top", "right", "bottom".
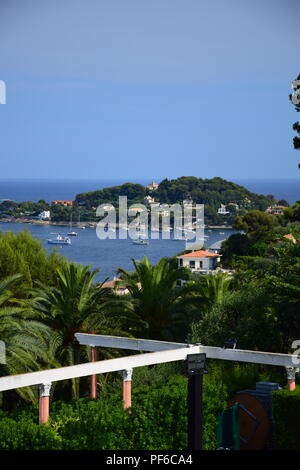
[
  {"left": 189, "top": 260, "right": 195, "bottom": 269},
  {"left": 199, "top": 261, "right": 203, "bottom": 268},
  {"left": 179, "top": 258, "right": 183, "bottom": 267}
]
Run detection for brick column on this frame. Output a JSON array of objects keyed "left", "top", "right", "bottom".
[
  {"left": 122, "top": 368, "right": 133, "bottom": 409},
  {"left": 39, "top": 383, "right": 51, "bottom": 424},
  {"left": 286, "top": 366, "right": 297, "bottom": 391},
  {"left": 90, "top": 346, "right": 97, "bottom": 399}
]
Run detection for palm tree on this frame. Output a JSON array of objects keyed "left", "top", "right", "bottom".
[
  {"left": 116, "top": 256, "right": 195, "bottom": 341},
  {"left": 30, "top": 262, "right": 123, "bottom": 399},
  {"left": 0, "top": 274, "right": 53, "bottom": 404},
  {"left": 188, "top": 271, "right": 232, "bottom": 312}
]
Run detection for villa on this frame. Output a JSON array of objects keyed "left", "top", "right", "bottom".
[
  {"left": 177, "top": 250, "right": 221, "bottom": 274},
  {"left": 217, "top": 204, "right": 230, "bottom": 215},
  {"left": 266, "top": 205, "right": 287, "bottom": 215}
]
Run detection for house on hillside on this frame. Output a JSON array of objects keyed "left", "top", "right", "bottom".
[
  {"left": 265, "top": 205, "right": 286, "bottom": 215},
  {"left": 176, "top": 250, "right": 223, "bottom": 286},
  {"left": 217, "top": 204, "right": 230, "bottom": 215},
  {"left": 177, "top": 250, "right": 221, "bottom": 273}
]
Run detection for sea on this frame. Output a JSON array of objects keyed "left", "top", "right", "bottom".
[{"left": 0, "top": 178, "right": 298, "bottom": 282}]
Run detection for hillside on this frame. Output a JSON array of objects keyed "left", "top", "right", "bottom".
[{"left": 74, "top": 176, "right": 273, "bottom": 225}]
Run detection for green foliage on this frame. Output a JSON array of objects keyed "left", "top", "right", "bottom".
[
  {"left": 272, "top": 387, "right": 300, "bottom": 449},
  {"left": 29, "top": 262, "right": 124, "bottom": 399},
  {"left": 156, "top": 177, "right": 270, "bottom": 209},
  {"left": 283, "top": 202, "right": 300, "bottom": 223},
  {"left": 0, "top": 230, "right": 66, "bottom": 295},
  {"left": 233, "top": 210, "right": 278, "bottom": 243},
  {"left": 0, "top": 416, "right": 62, "bottom": 450},
  {"left": 116, "top": 256, "right": 196, "bottom": 341},
  {"left": 207, "top": 361, "right": 284, "bottom": 397},
  {"left": 0, "top": 274, "right": 54, "bottom": 405},
  {"left": 184, "top": 271, "right": 232, "bottom": 317},
  {"left": 0, "top": 375, "right": 227, "bottom": 450},
  {"left": 191, "top": 282, "right": 279, "bottom": 352},
  {"left": 75, "top": 183, "right": 146, "bottom": 209}
]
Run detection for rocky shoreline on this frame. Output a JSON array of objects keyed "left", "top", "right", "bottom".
[{"left": 0, "top": 218, "right": 232, "bottom": 230}]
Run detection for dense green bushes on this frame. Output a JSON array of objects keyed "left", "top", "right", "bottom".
[
  {"left": 272, "top": 387, "right": 300, "bottom": 450},
  {"left": 0, "top": 375, "right": 227, "bottom": 450},
  {"left": 0, "top": 416, "right": 62, "bottom": 450}
]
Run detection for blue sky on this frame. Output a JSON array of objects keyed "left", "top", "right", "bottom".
[{"left": 0, "top": 0, "right": 299, "bottom": 180}]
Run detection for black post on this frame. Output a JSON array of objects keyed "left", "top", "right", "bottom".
[
  {"left": 188, "top": 373, "right": 203, "bottom": 450},
  {"left": 186, "top": 353, "right": 207, "bottom": 451}
]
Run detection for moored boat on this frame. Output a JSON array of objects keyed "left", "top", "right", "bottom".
[
  {"left": 133, "top": 238, "right": 149, "bottom": 245},
  {"left": 47, "top": 234, "right": 71, "bottom": 245}
]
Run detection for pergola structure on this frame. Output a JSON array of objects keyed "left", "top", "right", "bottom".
[
  {"left": 75, "top": 333, "right": 299, "bottom": 408},
  {"left": 0, "top": 334, "right": 298, "bottom": 431}
]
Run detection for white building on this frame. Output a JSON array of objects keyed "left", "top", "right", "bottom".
[
  {"left": 177, "top": 250, "right": 221, "bottom": 274},
  {"left": 217, "top": 204, "right": 230, "bottom": 215},
  {"left": 144, "top": 195, "right": 155, "bottom": 206},
  {"left": 38, "top": 211, "right": 50, "bottom": 220}
]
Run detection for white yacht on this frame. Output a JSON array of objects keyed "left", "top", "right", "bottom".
[
  {"left": 133, "top": 238, "right": 149, "bottom": 245},
  {"left": 47, "top": 234, "right": 71, "bottom": 245}
]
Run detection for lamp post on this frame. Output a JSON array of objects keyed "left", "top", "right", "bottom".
[{"left": 186, "top": 353, "right": 208, "bottom": 451}]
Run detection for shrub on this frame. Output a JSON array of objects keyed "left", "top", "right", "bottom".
[
  {"left": 0, "top": 374, "right": 228, "bottom": 450},
  {"left": 272, "top": 387, "right": 300, "bottom": 450},
  {"left": 0, "top": 417, "right": 62, "bottom": 450}
]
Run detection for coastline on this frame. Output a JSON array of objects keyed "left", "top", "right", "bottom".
[{"left": 0, "top": 218, "right": 232, "bottom": 230}]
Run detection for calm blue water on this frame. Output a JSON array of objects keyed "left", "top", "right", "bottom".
[
  {"left": 0, "top": 178, "right": 299, "bottom": 205},
  {"left": 0, "top": 179, "right": 149, "bottom": 203},
  {"left": 232, "top": 178, "right": 300, "bottom": 205},
  {"left": 0, "top": 221, "right": 236, "bottom": 283}
]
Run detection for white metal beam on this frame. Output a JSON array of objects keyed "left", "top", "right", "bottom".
[
  {"left": 75, "top": 333, "right": 297, "bottom": 368},
  {"left": 75, "top": 333, "right": 187, "bottom": 351},
  {"left": 0, "top": 345, "right": 200, "bottom": 392}
]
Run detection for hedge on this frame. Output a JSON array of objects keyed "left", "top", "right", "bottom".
[
  {"left": 272, "top": 387, "right": 300, "bottom": 450},
  {"left": 0, "top": 375, "right": 227, "bottom": 450}
]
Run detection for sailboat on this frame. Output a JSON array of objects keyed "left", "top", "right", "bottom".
[
  {"left": 78, "top": 212, "right": 86, "bottom": 229},
  {"left": 68, "top": 212, "right": 78, "bottom": 237}
]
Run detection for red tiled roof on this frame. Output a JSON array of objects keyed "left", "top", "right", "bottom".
[{"left": 176, "top": 250, "right": 221, "bottom": 258}]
